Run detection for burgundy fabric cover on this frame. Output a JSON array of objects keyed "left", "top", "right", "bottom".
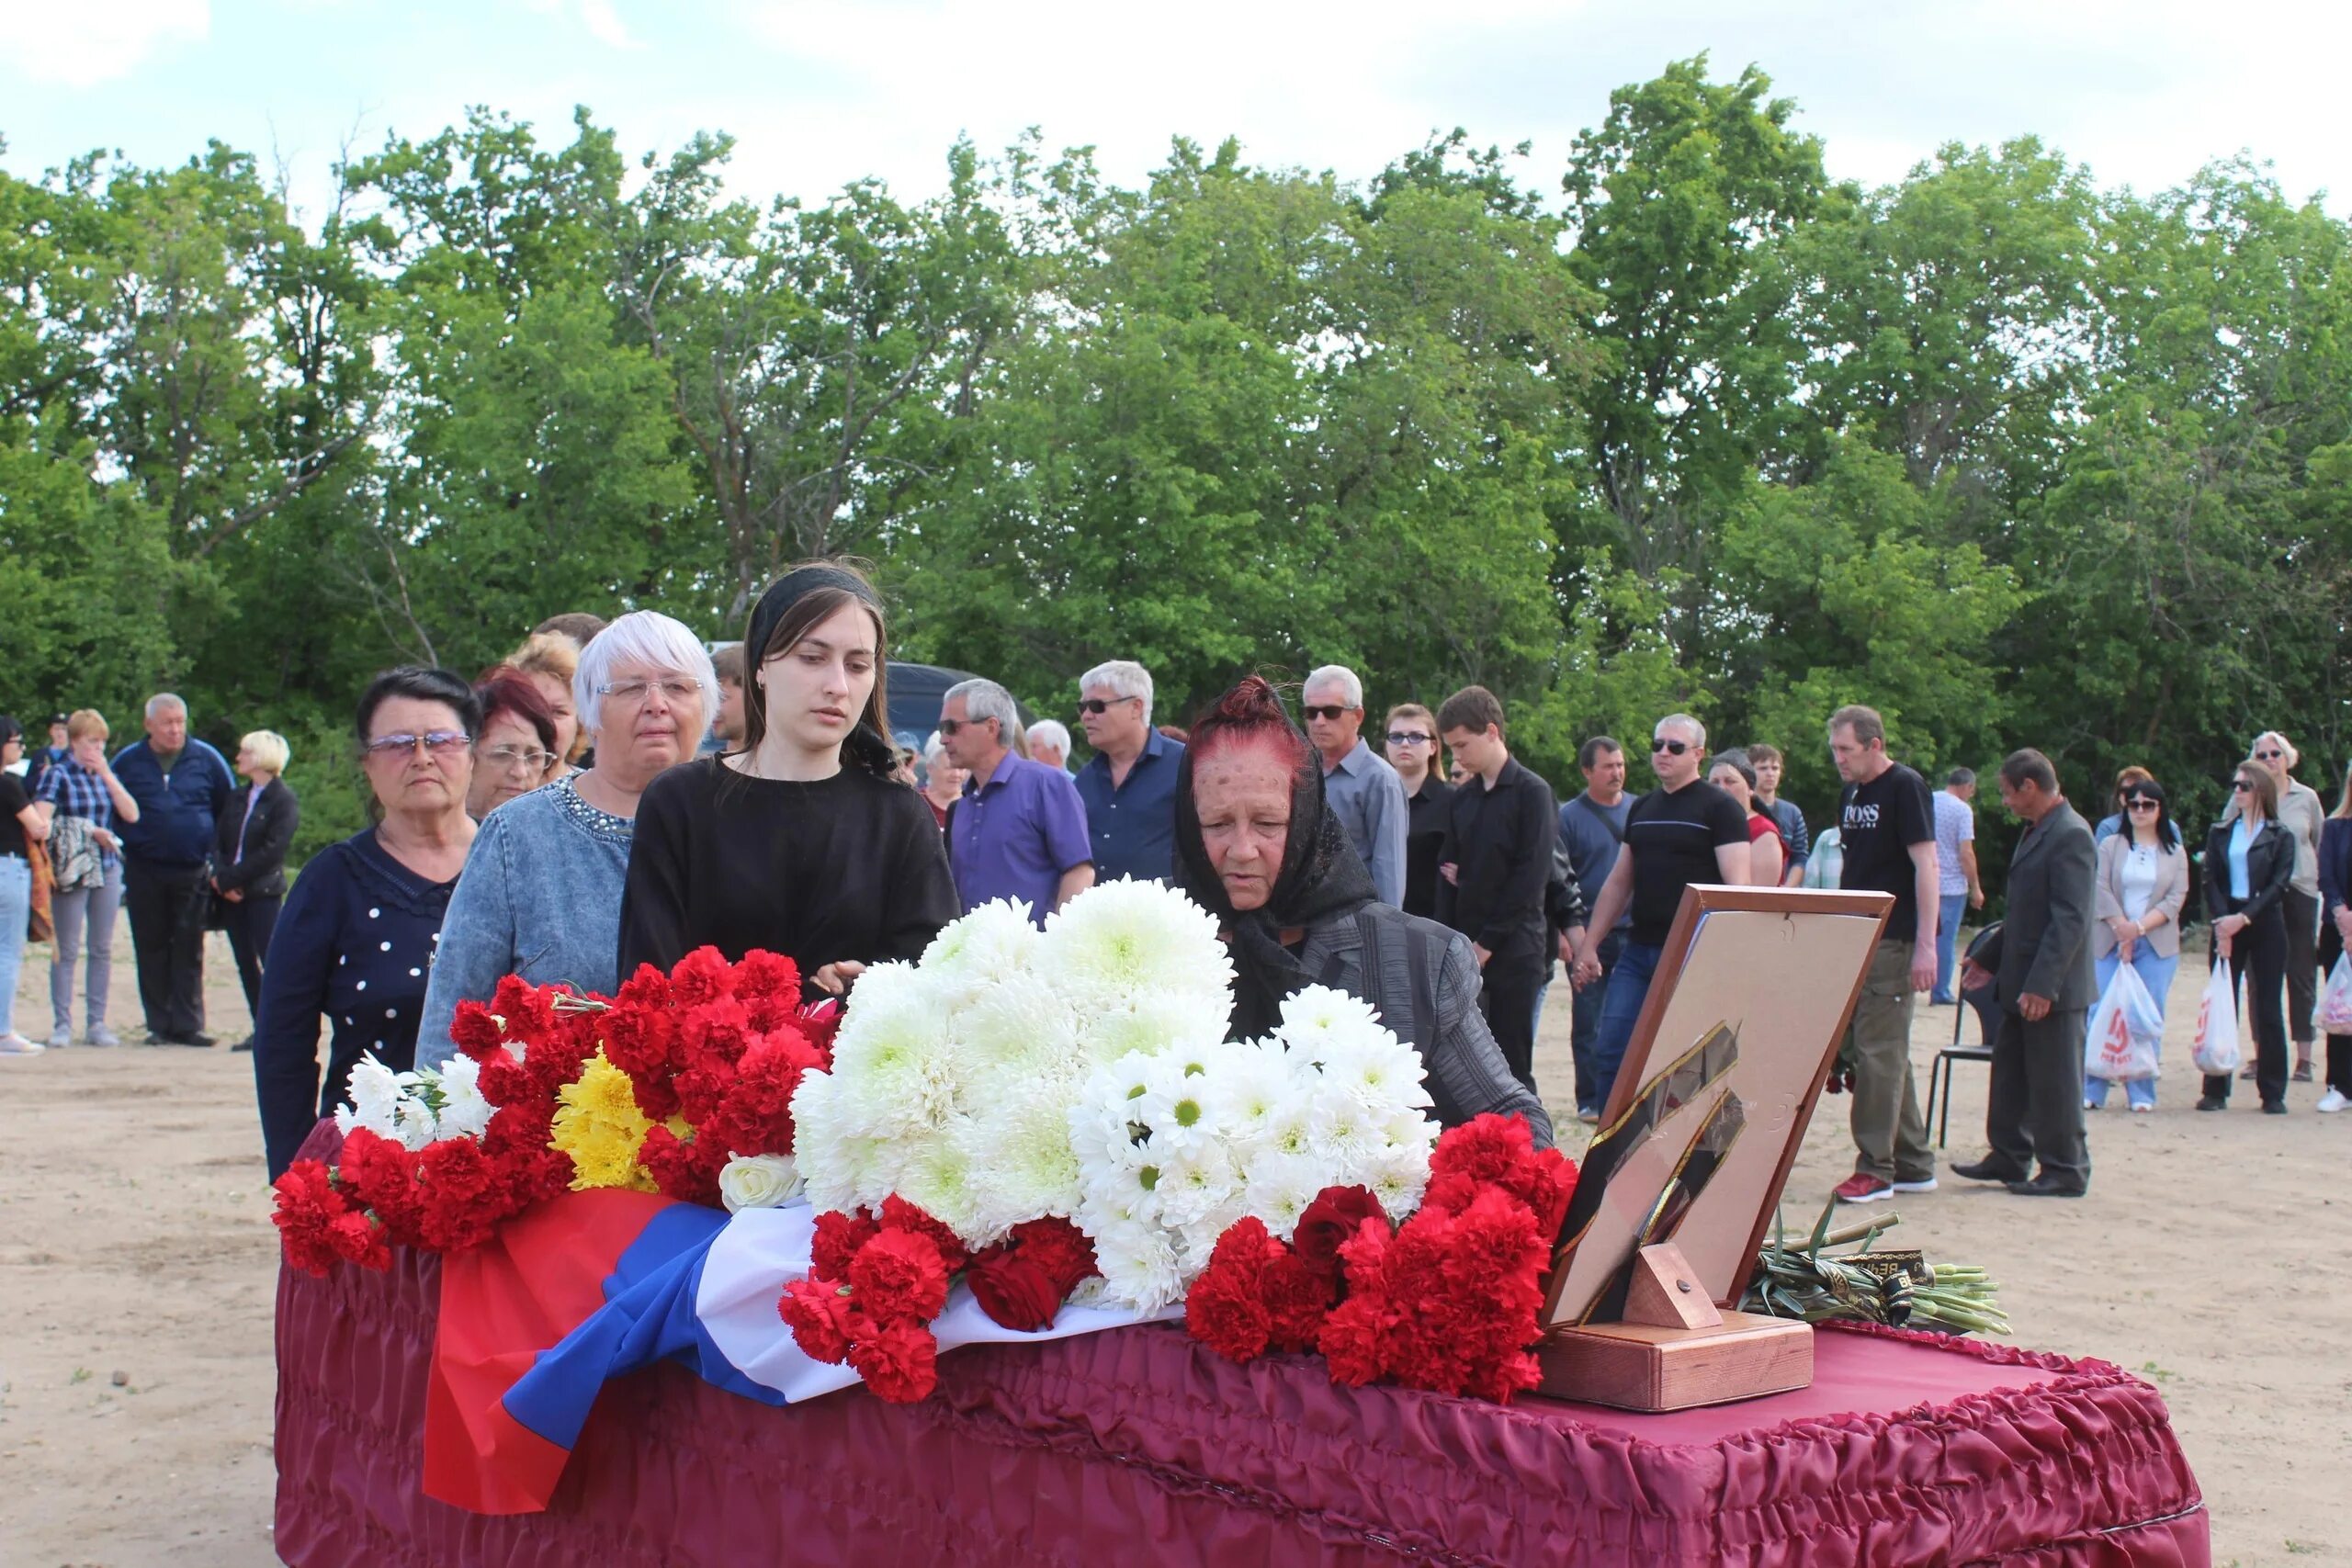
[{"left": 274, "top": 1125, "right": 2208, "bottom": 1566}]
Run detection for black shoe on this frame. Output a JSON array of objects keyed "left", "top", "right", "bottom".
[
  {"left": 1951, "top": 1157, "right": 2027, "bottom": 1183},
  {"left": 2195, "top": 1096, "right": 2227, "bottom": 1111},
  {"left": 2262, "top": 1100, "right": 2287, "bottom": 1115},
  {"left": 175, "top": 1032, "right": 217, "bottom": 1048},
  {"left": 2007, "top": 1174, "right": 2087, "bottom": 1198},
  {"left": 231, "top": 1036, "right": 254, "bottom": 1053}
]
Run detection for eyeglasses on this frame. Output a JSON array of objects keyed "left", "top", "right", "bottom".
[
  {"left": 1077, "top": 697, "right": 1137, "bottom": 716},
  {"left": 596, "top": 677, "right": 704, "bottom": 704},
  {"left": 2232, "top": 779, "right": 2254, "bottom": 792},
  {"left": 1303, "top": 705, "right": 1352, "bottom": 722},
  {"left": 365, "top": 731, "right": 471, "bottom": 759},
  {"left": 480, "top": 744, "right": 557, "bottom": 776},
  {"left": 1652, "top": 739, "right": 1691, "bottom": 755},
  {"left": 937, "top": 717, "right": 993, "bottom": 737},
  {"left": 1385, "top": 731, "right": 1433, "bottom": 747},
  {"left": 2254, "top": 749, "right": 2285, "bottom": 761}
]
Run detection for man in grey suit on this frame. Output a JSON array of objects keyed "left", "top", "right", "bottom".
[{"left": 1954, "top": 749, "right": 2098, "bottom": 1197}]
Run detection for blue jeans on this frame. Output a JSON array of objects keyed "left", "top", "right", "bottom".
[
  {"left": 0, "top": 857, "right": 28, "bottom": 1038},
  {"left": 1932, "top": 892, "right": 1966, "bottom": 1002},
  {"left": 1590, "top": 941, "right": 1665, "bottom": 1111},
  {"left": 2085, "top": 946, "right": 2179, "bottom": 1109},
  {"left": 1570, "top": 931, "right": 1624, "bottom": 1114}
]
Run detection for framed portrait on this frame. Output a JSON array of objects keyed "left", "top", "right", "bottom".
[{"left": 1544, "top": 886, "right": 1894, "bottom": 1329}]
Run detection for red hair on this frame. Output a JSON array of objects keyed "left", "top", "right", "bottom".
[
  {"left": 474, "top": 663, "right": 559, "bottom": 754},
  {"left": 1187, "top": 676, "right": 1312, "bottom": 773}
]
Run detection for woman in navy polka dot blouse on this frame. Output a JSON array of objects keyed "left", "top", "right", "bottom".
[{"left": 254, "top": 670, "right": 481, "bottom": 1180}]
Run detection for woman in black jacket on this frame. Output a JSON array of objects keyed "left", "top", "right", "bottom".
[
  {"left": 213, "top": 729, "right": 300, "bottom": 1050},
  {"left": 2202, "top": 760, "right": 2296, "bottom": 1112}
]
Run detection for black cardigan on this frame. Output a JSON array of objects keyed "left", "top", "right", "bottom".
[
  {"left": 2203, "top": 818, "right": 2293, "bottom": 923},
  {"left": 212, "top": 778, "right": 300, "bottom": 899}
]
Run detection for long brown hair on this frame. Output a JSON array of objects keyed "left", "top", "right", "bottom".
[
  {"left": 2235, "top": 761, "right": 2278, "bottom": 821},
  {"left": 740, "top": 560, "right": 893, "bottom": 778}
]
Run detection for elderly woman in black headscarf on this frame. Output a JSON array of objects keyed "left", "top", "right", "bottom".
[
  {"left": 1175, "top": 676, "right": 1552, "bottom": 1145},
  {"left": 616, "top": 560, "right": 956, "bottom": 994}
]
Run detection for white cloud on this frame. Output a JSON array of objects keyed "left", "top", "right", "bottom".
[{"left": 0, "top": 0, "right": 210, "bottom": 88}]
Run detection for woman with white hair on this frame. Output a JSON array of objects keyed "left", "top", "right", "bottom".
[
  {"left": 616, "top": 562, "right": 956, "bottom": 991},
  {"left": 212, "top": 728, "right": 300, "bottom": 1049},
  {"left": 1026, "top": 718, "right": 1075, "bottom": 773},
  {"left": 920, "top": 729, "right": 967, "bottom": 830},
  {"left": 416, "top": 610, "right": 715, "bottom": 1068}
]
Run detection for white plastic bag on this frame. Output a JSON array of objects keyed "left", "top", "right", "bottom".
[
  {"left": 2191, "top": 963, "right": 2242, "bottom": 1076},
  {"left": 2085, "top": 964, "right": 2164, "bottom": 1080},
  {"left": 2318, "top": 954, "right": 2352, "bottom": 1034}
]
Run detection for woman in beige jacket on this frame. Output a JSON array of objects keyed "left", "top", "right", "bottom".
[{"left": 2085, "top": 777, "right": 2191, "bottom": 1111}]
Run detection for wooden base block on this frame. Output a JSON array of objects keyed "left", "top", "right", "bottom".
[{"left": 1533, "top": 1312, "right": 1814, "bottom": 1412}]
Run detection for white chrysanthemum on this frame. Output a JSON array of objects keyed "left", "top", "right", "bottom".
[
  {"left": 392, "top": 1096, "right": 439, "bottom": 1151},
  {"left": 1377, "top": 1106, "right": 1441, "bottom": 1157},
  {"left": 1273, "top": 985, "right": 1386, "bottom": 1057},
  {"left": 1131, "top": 1053, "right": 1220, "bottom": 1154},
  {"left": 1313, "top": 1030, "right": 1434, "bottom": 1114},
  {"left": 1200, "top": 1041, "right": 1294, "bottom": 1147},
  {"left": 956, "top": 984, "right": 1082, "bottom": 1078},
  {"left": 1240, "top": 1149, "right": 1329, "bottom": 1241},
  {"left": 1080, "top": 1141, "right": 1165, "bottom": 1226},
  {"left": 1363, "top": 1144, "right": 1433, "bottom": 1219},
  {"left": 895, "top": 1123, "right": 988, "bottom": 1242},
  {"left": 791, "top": 1071, "right": 895, "bottom": 1213},
  {"left": 335, "top": 1055, "right": 406, "bottom": 1139},
  {"left": 1038, "top": 879, "right": 1234, "bottom": 1012},
  {"left": 920, "top": 897, "right": 1042, "bottom": 995},
  {"left": 432, "top": 1055, "right": 495, "bottom": 1141},
  {"left": 1151, "top": 1141, "right": 1241, "bottom": 1231},
  {"left": 1260, "top": 1098, "right": 1320, "bottom": 1162},
  {"left": 956, "top": 1096, "right": 1084, "bottom": 1238},
  {"left": 1075, "top": 988, "right": 1227, "bottom": 1066},
  {"left": 1306, "top": 1089, "right": 1381, "bottom": 1172},
  {"left": 830, "top": 979, "right": 964, "bottom": 1136},
  {"left": 1086, "top": 1216, "right": 1186, "bottom": 1313}
]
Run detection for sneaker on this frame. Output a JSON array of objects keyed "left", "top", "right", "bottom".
[
  {"left": 87, "top": 1025, "right": 121, "bottom": 1048},
  {"left": 2292, "top": 1062, "right": 2314, "bottom": 1082},
  {"left": 2318, "top": 1089, "right": 2348, "bottom": 1114},
  {"left": 1833, "top": 1173, "right": 1895, "bottom": 1204},
  {"left": 2084, "top": 1100, "right": 2100, "bottom": 1111},
  {"left": 2238, "top": 1066, "right": 2258, "bottom": 1080},
  {"left": 2130, "top": 1102, "right": 2154, "bottom": 1114},
  {"left": 46, "top": 1027, "right": 72, "bottom": 1050},
  {"left": 0, "top": 1034, "right": 43, "bottom": 1056},
  {"left": 1577, "top": 1108, "right": 1600, "bottom": 1125},
  {"left": 1891, "top": 1175, "right": 1939, "bottom": 1194}
]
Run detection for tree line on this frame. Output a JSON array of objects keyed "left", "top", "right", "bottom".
[{"left": 3, "top": 56, "right": 2346, "bottom": 878}]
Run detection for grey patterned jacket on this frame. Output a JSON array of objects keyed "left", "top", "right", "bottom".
[{"left": 1295, "top": 902, "right": 1555, "bottom": 1148}]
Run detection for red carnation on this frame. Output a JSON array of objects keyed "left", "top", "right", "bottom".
[
  {"left": 730, "top": 949, "right": 801, "bottom": 1001},
  {"left": 1294, "top": 1185, "right": 1385, "bottom": 1283},
  {"left": 877, "top": 1196, "right": 969, "bottom": 1272},
  {"left": 272, "top": 1161, "right": 357, "bottom": 1277},
  {"left": 1006, "top": 1216, "right": 1099, "bottom": 1296},
  {"left": 847, "top": 1228, "right": 952, "bottom": 1323},
  {"left": 1317, "top": 1293, "right": 1393, "bottom": 1386},
  {"left": 966, "top": 1248, "right": 1063, "bottom": 1333},
  {"left": 1429, "top": 1112, "right": 1535, "bottom": 1186},
  {"left": 779, "top": 1278, "right": 857, "bottom": 1363},
  {"left": 334, "top": 1128, "right": 425, "bottom": 1247},
  {"left": 846, "top": 1314, "right": 940, "bottom": 1404},
  {"left": 1184, "top": 1217, "right": 1276, "bottom": 1363},
  {"left": 612, "top": 962, "right": 675, "bottom": 1011},
  {"left": 1261, "top": 1248, "right": 1334, "bottom": 1352},
  {"left": 638, "top": 1124, "right": 724, "bottom": 1206},
  {"left": 489, "top": 974, "right": 559, "bottom": 1042},
  {"left": 599, "top": 997, "right": 676, "bottom": 1082},
  {"left": 810, "top": 1209, "right": 881, "bottom": 1280},
  {"left": 1419, "top": 1169, "right": 1480, "bottom": 1216},
  {"left": 447, "top": 999, "right": 507, "bottom": 1061},
  {"left": 681, "top": 998, "right": 757, "bottom": 1067},
  {"left": 668, "top": 946, "right": 735, "bottom": 1007}
]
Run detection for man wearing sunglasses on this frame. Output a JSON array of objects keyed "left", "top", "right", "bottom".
[
  {"left": 1073, "top": 660, "right": 1184, "bottom": 884},
  {"left": 1572, "top": 714, "right": 1752, "bottom": 1110},
  {"left": 1302, "top": 666, "right": 1408, "bottom": 908}
]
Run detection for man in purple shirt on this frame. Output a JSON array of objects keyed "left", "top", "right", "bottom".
[{"left": 940, "top": 679, "right": 1095, "bottom": 926}]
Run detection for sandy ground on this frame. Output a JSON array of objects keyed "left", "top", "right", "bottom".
[{"left": 2, "top": 917, "right": 2347, "bottom": 1567}]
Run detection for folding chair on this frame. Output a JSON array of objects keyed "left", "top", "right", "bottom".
[{"left": 1925, "top": 921, "right": 2004, "bottom": 1149}]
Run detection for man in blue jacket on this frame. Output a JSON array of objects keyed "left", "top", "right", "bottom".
[{"left": 113, "top": 694, "right": 234, "bottom": 1046}]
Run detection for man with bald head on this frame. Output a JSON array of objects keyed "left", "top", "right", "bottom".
[{"left": 112, "top": 694, "right": 234, "bottom": 1046}]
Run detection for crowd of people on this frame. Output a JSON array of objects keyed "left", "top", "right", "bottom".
[{"left": 5, "top": 564, "right": 2346, "bottom": 1212}]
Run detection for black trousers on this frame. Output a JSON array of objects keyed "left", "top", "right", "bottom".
[
  {"left": 2284, "top": 886, "right": 2319, "bottom": 1049},
  {"left": 1477, "top": 954, "right": 1546, "bottom": 1096},
  {"left": 2203, "top": 900, "right": 2287, "bottom": 1106},
  {"left": 223, "top": 893, "right": 281, "bottom": 1025},
  {"left": 122, "top": 859, "right": 209, "bottom": 1041},
  {"left": 1986, "top": 1004, "right": 2090, "bottom": 1190}
]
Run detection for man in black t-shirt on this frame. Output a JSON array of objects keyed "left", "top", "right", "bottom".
[
  {"left": 1575, "top": 713, "right": 1752, "bottom": 1110},
  {"left": 1826, "top": 704, "right": 1941, "bottom": 1205}
]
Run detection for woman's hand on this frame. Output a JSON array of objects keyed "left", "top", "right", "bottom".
[
  {"left": 811, "top": 960, "right": 867, "bottom": 996},
  {"left": 2335, "top": 908, "right": 2352, "bottom": 944},
  {"left": 92, "top": 827, "right": 119, "bottom": 854},
  {"left": 1570, "top": 952, "right": 1603, "bottom": 989},
  {"left": 2117, "top": 920, "right": 2138, "bottom": 964},
  {"left": 2214, "top": 913, "right": 2248, "bottom": 940}
]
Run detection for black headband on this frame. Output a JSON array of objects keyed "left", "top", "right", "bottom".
[{"left": 744, "top": 565, "right": 880, "bottom": 663}]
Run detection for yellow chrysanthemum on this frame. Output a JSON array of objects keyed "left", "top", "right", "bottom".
[{"left": 550, "top": 1051, "right": 658, "bottom": 1192}]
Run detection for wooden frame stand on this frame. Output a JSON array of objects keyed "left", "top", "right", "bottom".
[{"left": 1535, "top": 1244, "right": 1813, "bottom": 1412}]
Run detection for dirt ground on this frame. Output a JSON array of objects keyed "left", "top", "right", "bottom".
[{"left": 2, "top": 918, "right": 2346, "bottom": 1567}]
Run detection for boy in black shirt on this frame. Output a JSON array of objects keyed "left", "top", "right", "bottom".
[
  {"left": 1826, "top": 704, "right": 1941, "bottom": 1204},
  {"left": 1574, "top": 714, "right": 1752, "bottom": 1110},
  {"left": 1435, "top": 686, "right": 1567, "bottom": 1094}
]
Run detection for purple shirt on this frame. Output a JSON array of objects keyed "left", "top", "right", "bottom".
[{"left": 949, "top": 752, "right": 1093, "bottom": 925}]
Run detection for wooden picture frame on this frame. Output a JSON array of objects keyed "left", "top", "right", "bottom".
[{"left": 1542, "top": 886, "right": 1894, "bottom": 1330}]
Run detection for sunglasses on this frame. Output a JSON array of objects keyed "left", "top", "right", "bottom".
[
  {"left": 1303, "top": 705, "right": 1352, "bottom": 722},
  {"left": 1076, "top": 697, "right": 1136, "bottom": 716},
  {"left": 1385, "top": 731, "right": 1433, "bottom": 747},
  {"left": 2123, "top": 797, "right": 2159, "bottom": 809},
  {"left": 937, "top": 717, "right": 993, "bottom": 737},
  {"left": 365, "top": 730, "right": 471, "bottom": 759},
  {"left": 1651, "top": 739, "right": 1691, "bottom": 755},
  {"left": 2232, "top": 779, "right": 2254, "bottom": 792},
  {"left": 2254, "top": 750, "right": 2285, "bottom": 761}
]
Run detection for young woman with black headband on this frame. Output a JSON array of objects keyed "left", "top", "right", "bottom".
[{"left": 616, "top": 562, "right": 956, "bottom": 995}]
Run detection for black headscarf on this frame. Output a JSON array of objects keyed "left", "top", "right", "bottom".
[
  {"left": 742, "top": 565, "right": 897, "bottom": 781},
  {"left": 1175, "top": 707, "right": 1379, "bottom": 1042}
]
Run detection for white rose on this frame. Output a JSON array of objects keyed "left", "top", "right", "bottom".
[{"left": 718, "top": 1153, "right": 803, "bottom": 1213}]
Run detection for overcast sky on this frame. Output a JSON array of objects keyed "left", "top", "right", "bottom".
[{"left": 5, "top": 0, "right": 2346, "bottom": 227}]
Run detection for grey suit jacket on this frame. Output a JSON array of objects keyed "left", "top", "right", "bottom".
[
  {"left": 1985, "top": 801, "right": 2099, "bottom": 1010},
  {"left": 1295, "top": 902, "right": 1555, "bottom": 1148}
]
